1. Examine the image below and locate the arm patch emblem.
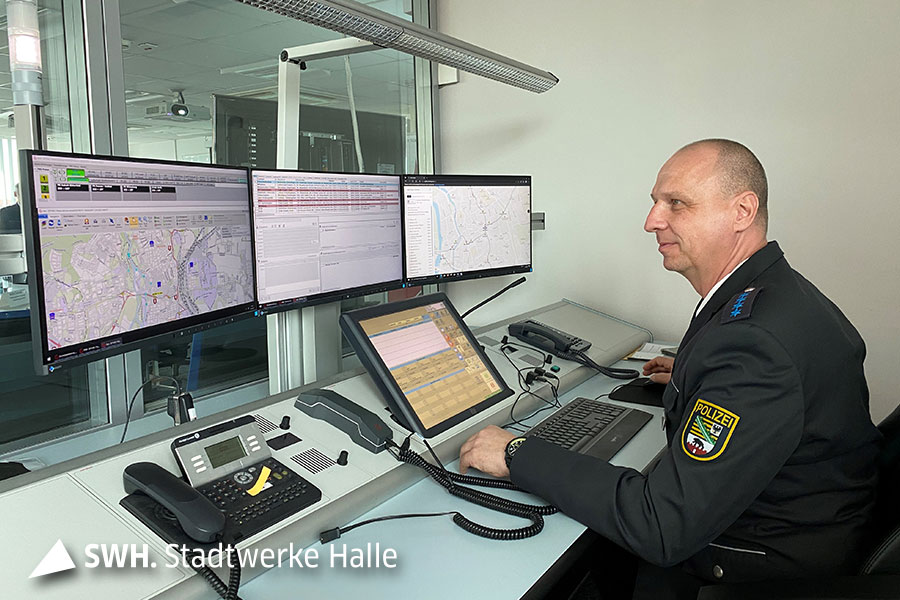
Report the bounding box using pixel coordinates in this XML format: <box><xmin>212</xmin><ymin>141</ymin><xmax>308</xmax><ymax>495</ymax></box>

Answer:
<box><xmin>681</xmin><ymin>399</ymin><xmax>740</xmax><ymax>461</ymax></box>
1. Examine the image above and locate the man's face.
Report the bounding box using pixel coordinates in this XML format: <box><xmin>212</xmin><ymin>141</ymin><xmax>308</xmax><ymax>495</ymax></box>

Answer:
<box><xmin>644</xmin><ymin>146</ymin><xmax>734</xmax><ymax>281</ymax></box>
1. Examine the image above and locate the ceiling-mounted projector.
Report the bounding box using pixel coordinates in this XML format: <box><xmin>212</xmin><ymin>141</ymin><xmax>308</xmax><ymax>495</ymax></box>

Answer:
<box><xmin>143</xmin><ymin>101</ymin><xmax>211</xmax><ymax>122</ymax></box>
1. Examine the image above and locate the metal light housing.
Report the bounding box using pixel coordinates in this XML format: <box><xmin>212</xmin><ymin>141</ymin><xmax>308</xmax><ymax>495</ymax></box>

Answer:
<box><xmin>234</xmin><ymin>0</ymin><xmax>558</xmax><ymax>93</ymax></box>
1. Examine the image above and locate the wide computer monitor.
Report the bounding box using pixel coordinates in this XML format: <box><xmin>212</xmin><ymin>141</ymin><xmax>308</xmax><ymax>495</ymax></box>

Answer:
<box><xmin>250</xmin><ymin>169</ymin><xmax>403</xmax><ymax>311</ymax></box>
<box><xmin>402</xmin><ymin>174</ymin><xmax>532</xmax><ymax>284</ymax></box>
<box><xmin>21</xmin><ymin>150</ymin><xmax>256</xmax><ymax>372</ymax></box>
<box><xmin>340</xmin><ymin>292</ymin><xmax>514</xmax><ymax>438</ymax></box>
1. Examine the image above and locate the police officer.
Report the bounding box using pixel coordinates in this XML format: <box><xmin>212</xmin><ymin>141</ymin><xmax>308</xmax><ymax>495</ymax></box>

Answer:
<box><xmin>459</xmin><ymin>139</ymin><xmax>881</xmax><ymax>598</ymax></box>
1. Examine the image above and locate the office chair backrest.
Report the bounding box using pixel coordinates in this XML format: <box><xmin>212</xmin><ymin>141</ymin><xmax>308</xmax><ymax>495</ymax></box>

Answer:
<box><xmin>860</xmin><ymin>403</ymin><xmax>900</xmax><ymax>575</ymax></box>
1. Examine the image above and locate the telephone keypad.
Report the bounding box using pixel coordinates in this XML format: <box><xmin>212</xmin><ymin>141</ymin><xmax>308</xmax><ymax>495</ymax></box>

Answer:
<box><xmin>197</xmin><ymin>457</ymin><xmax>322</xmax><ymax>542</ymax></box>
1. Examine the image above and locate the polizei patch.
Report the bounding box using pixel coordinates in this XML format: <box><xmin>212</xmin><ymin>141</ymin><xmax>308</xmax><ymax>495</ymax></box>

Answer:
<box><xmin>681</xmin><ymin>399</ymin><xmax>740</xmax><ymax>461</ymax></box>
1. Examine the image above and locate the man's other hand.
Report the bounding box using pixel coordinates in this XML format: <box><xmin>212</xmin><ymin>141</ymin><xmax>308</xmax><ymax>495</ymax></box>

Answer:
<box><xmin>459</xmin><ymin>426</ymin><xmax>516</xmax><ymax>478</ymax></box>
<box><xmin>643</xmin><ymin>356</ymin><xmax>674</xmax><ymax>384</ymax></box>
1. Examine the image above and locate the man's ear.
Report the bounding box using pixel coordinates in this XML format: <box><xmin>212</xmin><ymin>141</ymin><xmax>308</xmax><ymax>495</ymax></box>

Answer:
<box><xmin>733</xmin><ymin>191</ymin><xmax>759</xmax><ymax>232</ymax></box>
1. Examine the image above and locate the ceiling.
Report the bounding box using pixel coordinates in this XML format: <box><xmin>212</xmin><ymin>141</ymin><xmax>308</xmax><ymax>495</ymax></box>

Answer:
<box><xmin>1</xmin><ymin>0</ymin><xmax>419</xmax><ymax>148</ymax></box>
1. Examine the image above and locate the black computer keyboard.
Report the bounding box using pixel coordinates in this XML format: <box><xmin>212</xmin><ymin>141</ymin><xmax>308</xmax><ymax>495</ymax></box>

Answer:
<box><xmin>528</xmin><ymin>397</ymin><xmax>653</xmax><ymax>461</ymax></box>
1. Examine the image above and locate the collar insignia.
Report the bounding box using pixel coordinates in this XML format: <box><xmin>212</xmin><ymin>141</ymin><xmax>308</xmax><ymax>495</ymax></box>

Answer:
<box><xmin>721</xmin><ymin>287</ymin><xmax>762</xmax><ymax>324</ymax></box>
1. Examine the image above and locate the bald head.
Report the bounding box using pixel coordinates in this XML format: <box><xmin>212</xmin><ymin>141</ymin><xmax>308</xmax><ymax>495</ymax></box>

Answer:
<box><xmin>647</xmin><ymin>139</ymin><xmax>770</xmax><ymax>296</ymax></box>
<box><xmin>679</xmin><ymin>139</ymin><xmax>768</xmax><ymax>232</ymax></box>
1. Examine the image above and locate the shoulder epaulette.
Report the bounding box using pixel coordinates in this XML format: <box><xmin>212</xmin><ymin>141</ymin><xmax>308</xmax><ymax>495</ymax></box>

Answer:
<box><xmin>721</xmin><ymin>287</ymin><xmax>763</xmax><ymax>324</ymax></box>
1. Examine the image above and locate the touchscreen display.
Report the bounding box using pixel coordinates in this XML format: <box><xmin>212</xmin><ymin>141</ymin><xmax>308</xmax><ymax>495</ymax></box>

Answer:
<box><xmin>358</xmin><ymin>301</ymin><xmax>505</xmax><ymax>430</ymax></box>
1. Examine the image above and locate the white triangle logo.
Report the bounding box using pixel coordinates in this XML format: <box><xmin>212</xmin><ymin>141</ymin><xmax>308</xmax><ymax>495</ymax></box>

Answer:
<box><xmin>29</xmin><ymin>539</ymin><xmax>76</xmax><ymax>578</ymax></box>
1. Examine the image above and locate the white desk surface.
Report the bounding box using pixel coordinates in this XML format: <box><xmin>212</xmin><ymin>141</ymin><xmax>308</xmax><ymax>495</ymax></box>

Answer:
<box><xmin>238</xmin><ymin>362</ymin><xmax>666</xmax><ymax>600</ymax></box>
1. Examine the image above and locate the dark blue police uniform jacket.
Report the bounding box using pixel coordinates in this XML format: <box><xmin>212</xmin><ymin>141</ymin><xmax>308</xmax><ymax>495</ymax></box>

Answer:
<box><xmin>510</xmin><ymin>241</ymin><xmax>881</xmax><ymax>583</ymax></box>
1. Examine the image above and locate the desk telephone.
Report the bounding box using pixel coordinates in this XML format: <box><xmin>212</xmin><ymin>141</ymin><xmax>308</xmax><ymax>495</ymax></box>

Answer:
<box><xmin>508</xmin><ymin>319</ymin><xmax>639</xmax><ymax>380</ymax></box>
<box><xmin>120</xmin><ymin>415</ymin><xmax>322</xmax><ymax>550</ymax></box>
<box><xmin>508</xmin><ymin>319</ymin><xmax>592</xmax><ymax>358</ymax></box>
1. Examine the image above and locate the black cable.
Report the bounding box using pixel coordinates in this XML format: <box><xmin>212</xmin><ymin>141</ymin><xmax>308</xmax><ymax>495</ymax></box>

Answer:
<box><xmin>506</xmin><ymin>388</ymin><xmax>556</xmax><ymax>430</ymax></box>
<box><xmin>502</xmin><ymin>391</ymin><xmax>531</xmax><ymax>430</ymax></box>
<box><xmin>540</xmin><ymin>370</ymin><xmax>560</xmax><ymax>384</ymax></box>
<box><xmin>504</xmin><ymin>333</ymin><xmax>637</xmax><ymax>380</ymax></box>
<box><xmin>538</xmin><ymin>375</ymin><xmax>559</xmax><ymax>396</ymax></box>
<box><xmin>498</xmin><ymin>344</ymin><xmax>540</xmax><ymax>421</ymax></box>
<box><xmin>322</xmin><ymin>438</ymin><xmax>558</xmax><ymax>542</ymax></box>
<box><xmin>419</xmin><ymin>437</ymin><xmax>535</xmax><ymax>490</ymax></box>
<box><xmin>498</xmin><ymin>345</ymin><xmax>560</xmax><ymax>429</ymax></box>
<box><xmin>394</xmin><ymin>444</ymin><xmax>555</xmax><ymax>539</ymax></box>
<box><xmin>392</xmin><ymin>442</ymin><xmax>551</xmax><ymax>503</ymax></box>
<box><xmin>510</xmin><ymin>389</ymin><xmax>551</xmax><ymax>427</ymax></box>
<box><xmin>120</xmin><ymin>375</ymin><xmax>182</xmax><ymax>443</ymax></box>
<box><xmin>195</xmin><ymin>566</ymin><xmax>231</xmax><ymax>599</ymax></box>
<box><xmin>225</xmin><ymin>545</ymin><xmax>241</xmax><ymax>600</ymax></box>
<box><xmin>499</xmin><ymin>345</ymin><xmax>561</xmax><ymax>430</ymax></box>
<box><xmin>499</xmin><ymin>344</ymin><xmax>539</xmax><ymax>390</ymax></box>
<box><xmin>318</xmin><ymin>342</ymin><xmax>564</xmax><ymax>543</ymax></box>
<box><xmin>422</xmin><ymin>437</ymin><xmax>446</xmax><ymax>472</ymax></box>
<box><xmin>501</xmin><ymin>389</ymin><xmax>560</xmax><ymax>430</ymax></box>
<box><xmin>451</xmin><ymin>511</ymin><xmax>544</xmax><ymax>541</ymax></box>
<box><xmin>607</xmin><ymin>383</ymin><xmax>628</xmax><ymax>397</ymax></box>
<box><xmin>321</xmin><ymin>511</ymin><xmax>458</xmax><ymax>542</ymax></box>
<box><xmin>571</xmin><ymin>349</ymin><xmax>639</xmax><ymax>380</ymax></box>
<box><xmin>498</xmin><ymin>338</ymin><xmax>553</xmax><ymax>365</ymax></box>
<box><xmin>188</xmin><ymin>545</ymin><xmax>243</xmax><ymax>600</ymax></box>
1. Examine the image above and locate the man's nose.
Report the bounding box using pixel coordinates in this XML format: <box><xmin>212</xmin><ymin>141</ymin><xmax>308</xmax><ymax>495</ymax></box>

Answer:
<box><xmin>644</xmin><ymin>203</ymin><xmax>665</xmax><ymax>232</ymax></box>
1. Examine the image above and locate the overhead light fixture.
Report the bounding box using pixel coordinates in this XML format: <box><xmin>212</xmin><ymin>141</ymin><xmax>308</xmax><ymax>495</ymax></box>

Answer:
<box><xmin>233</xmin><ymin>0</ymin><xmax>559</xmax><ymax>93</ymax></box>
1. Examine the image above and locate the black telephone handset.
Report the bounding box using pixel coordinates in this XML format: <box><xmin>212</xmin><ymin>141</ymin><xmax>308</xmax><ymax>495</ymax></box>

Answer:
<box><xmin>295</xmin><ymin>388</ymin><xmax>393</xmax><ymax>453</ymax></box>
<box><xmin>122</xmin><ymin>461</ymin><xmax>241</xmax><ymax>600</ymax></box>
<box><xmin>508</xmin><ymin>319</ymin><xmax>639</xmax><ymax>381</ymax></box>
<box><xmin>508</xmin><ymin>319</ymin><xmax>592</xmax><ymax>357</ymax></box>
<box><xmin>123</xmin><ymin>462</ymin><xmax>225</xmax><ymax>543</ymax></box>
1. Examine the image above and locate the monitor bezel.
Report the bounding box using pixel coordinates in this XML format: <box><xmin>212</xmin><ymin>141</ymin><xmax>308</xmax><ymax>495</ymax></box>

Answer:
<box><xmin>249</xmin><ymin>167</ymin><xmax>405</xmax><ymax>315</ymax></box>
<box><xmin>339</xmin><ymin>291</ymin><xmax>514</xmax><ymax>438</ymax></box>
<box><xmin>400</xmin><ymin>174</ymin><xmax>533</xmax><ymax>286</ymax></box>
<box><xmin>21</xmin><ymin>149</ymin><xmax>259</xmax><ymax>373</ymax></box>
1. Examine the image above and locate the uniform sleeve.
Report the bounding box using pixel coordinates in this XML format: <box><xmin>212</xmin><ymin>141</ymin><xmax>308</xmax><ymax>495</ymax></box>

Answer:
<box><xmin>510</xmin><ymin>322</ymin><xmax>804</xmax><ymax>567</ymax></box>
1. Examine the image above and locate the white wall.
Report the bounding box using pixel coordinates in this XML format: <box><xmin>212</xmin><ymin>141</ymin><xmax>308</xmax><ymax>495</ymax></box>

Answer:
<box><xmin>437</xmin><ymin>0</ymin><xmax>900</xmax><ymax>422</ymax></box>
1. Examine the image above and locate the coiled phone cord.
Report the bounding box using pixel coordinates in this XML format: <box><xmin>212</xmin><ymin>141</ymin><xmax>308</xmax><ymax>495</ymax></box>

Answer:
<box><xmin>396</xmin><ymin>442</ymin><xmax>555</xmax><ymax>513</ymax></box>
<box><xmin>395</xmin><ymin>437</ymin><xmax>558</xmax><ymax>539</ymax></box>
<box><xmin>191</xmin><ymin>544</ymin><xmax>242</xmax><ymax>600</ymax></box>
<box><xmin>319</xmin><ymin>436</ymin><xmax>557</xmax><ymax>542</ymax></box>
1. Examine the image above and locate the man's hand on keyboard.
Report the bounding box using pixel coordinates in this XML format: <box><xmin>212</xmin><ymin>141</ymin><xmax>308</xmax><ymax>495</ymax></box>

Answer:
<box><xmin>642</xmin><ymin>356</ymin><xmax>674</xmax><ymax>384</ymax></box>
<box><xmin>459</xmin><ymin>426</ymin><xmax>516</xmax><ymax>478</ymax></box>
